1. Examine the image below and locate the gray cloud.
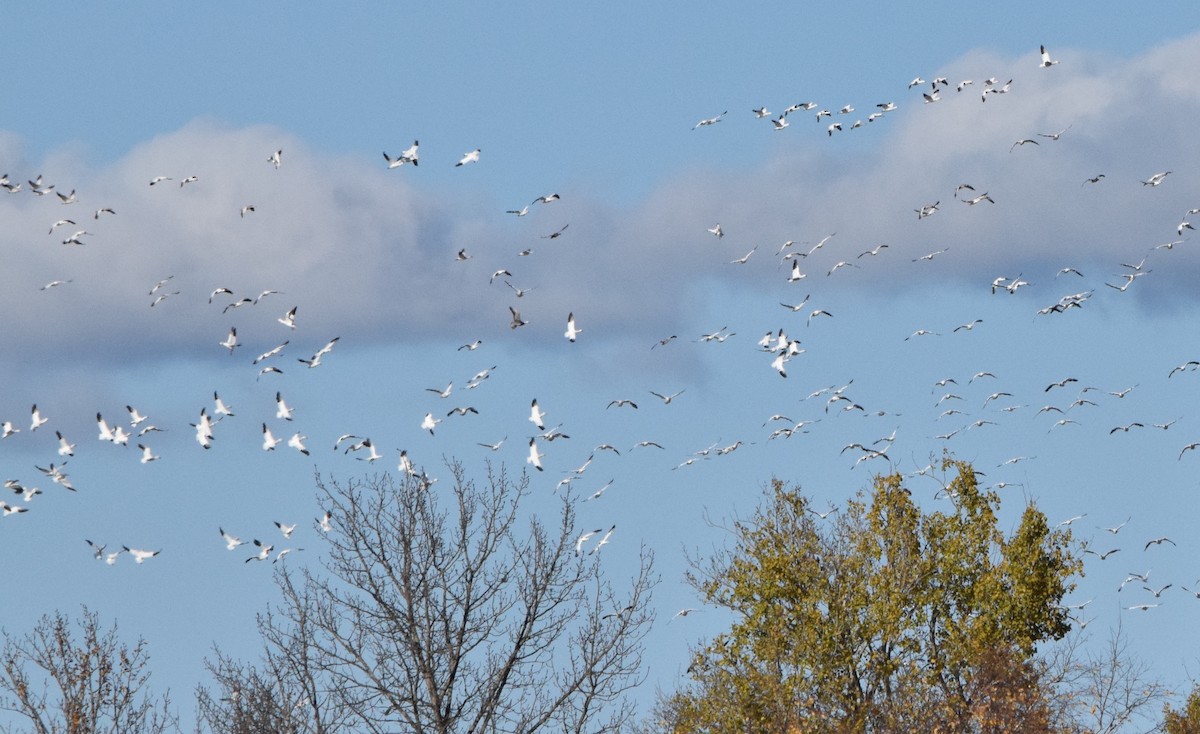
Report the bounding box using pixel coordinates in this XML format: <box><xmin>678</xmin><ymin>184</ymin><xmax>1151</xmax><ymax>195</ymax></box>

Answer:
<box><xmin>1</xmin><ymin>34</ymin><xmax>1198</xmax><ymax>388</ymax></box>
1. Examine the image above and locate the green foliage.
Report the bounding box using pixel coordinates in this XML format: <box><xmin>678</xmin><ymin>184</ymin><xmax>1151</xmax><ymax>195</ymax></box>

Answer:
<box><xmin>667</xmin><ymin>457</ymin><xmax>1082</xmax><ymax>733</ymax></box>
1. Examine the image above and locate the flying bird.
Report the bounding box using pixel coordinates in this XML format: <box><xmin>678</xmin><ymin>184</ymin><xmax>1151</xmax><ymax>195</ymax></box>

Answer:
<box><xmin>649</xmin><ymin>389</ymin><xmax>686</xmax><ymax>405</ymax></box>
<box><xmin>564</xmin><ymin>312</ymin><xmax>581</xmax><ymax>342</ymax></box>
<box><xmin>124</xmin><ymin>547</ymin><xmax>161</xmax><ymax>564</ymax></box>
<box><xmin>692</xmin><ymin>111</ymin><xmax>727</xmax><ymax>129</ymax></box>
<box><xmin>529</xmin><ymin>399</ymin><xmax>546</xmax><ymax>430</ymax></box>
<box><xmin>527</xmin><ymin>437</ymin><xmax>544</xmax><ymax>471</ymax></box>
<box><xmin>287</xmin><ymin>433</ymin><xmax>309</xmax><ymax>456</ymax></box>
<box><xmin>260</xmin><ymin>422</ymin><xmax>280</xmax><ymax>450</ymax></box>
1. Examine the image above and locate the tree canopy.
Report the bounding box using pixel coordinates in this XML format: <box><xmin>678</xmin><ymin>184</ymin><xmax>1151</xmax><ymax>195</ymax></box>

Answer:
<box><xmin>664</xmin><ymin>457</ymin><xmax>1082</xmax><ymax>733</ymax></box>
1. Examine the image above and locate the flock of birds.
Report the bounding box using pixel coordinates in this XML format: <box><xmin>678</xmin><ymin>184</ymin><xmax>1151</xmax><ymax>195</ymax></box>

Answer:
<box><xmin>1</xmin><ymin>42</ymin><xmax>1197</xmax><ymax>650</ymax></box>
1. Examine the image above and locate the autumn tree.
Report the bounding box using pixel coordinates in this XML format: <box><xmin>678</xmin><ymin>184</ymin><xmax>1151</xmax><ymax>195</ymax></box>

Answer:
<box><xmin>197</xmin><ymin>461</ymin><xmax>656</xmax><ymax>734</ymax></box>
<box><xmin>662</xmin><ymin>457</ymin><xmax>1082</xmax><ymax>733</ymax></box>
<box><xmin>0</xmin><ymin>607</ymin><xmax>177</xmax><ymax>734</ymax></box>
<box><xmin>1163</xmin><ymin>683</ymin><xmax>1200</xmax><ymax>734</ymax></box>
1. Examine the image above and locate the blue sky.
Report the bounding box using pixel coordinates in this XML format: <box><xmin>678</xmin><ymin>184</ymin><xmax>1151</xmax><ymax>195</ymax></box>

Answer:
<box><xmin>3</xmin><ymin>2</ymin><xmax>1200</xmax><ymax>728</ymax></box>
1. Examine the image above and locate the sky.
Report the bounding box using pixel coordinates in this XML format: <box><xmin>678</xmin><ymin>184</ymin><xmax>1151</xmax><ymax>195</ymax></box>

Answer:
<box><xmin>2</xmin><ymin>2</ymin><xmax>1200</xmax><ymax>729</ymax></box>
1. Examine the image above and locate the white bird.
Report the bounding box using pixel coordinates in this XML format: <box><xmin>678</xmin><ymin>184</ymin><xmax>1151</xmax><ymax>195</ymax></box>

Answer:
<box><xmin>275</xmin><ymin>521</ymin><xmax>297</xmax><ymax>539</ymax></box>
<box><xmin>277</xmin><ymin>306</ymin><xmax>298</xmax><ymax>330</ymax></box>
<box><xmin>253</xmin><ymin>341</ymin><xmax>289</xmax><ymax>365</ymax></box>
<box><xmin>455</xmin><ymin>149</ymin><xmax>481</xmax><ymax>167</ymax></box>
<box><xmin>589</xmin><ymin>525</ymin><xmax>616</xmax><ymax>554</ymax></box>
<box><xmin>138</xmin><ymin>444</ymin><xmax>159</xmax><ymax>464</ymax></box>
<box><xmin>86</xmin><ymin>539</ymin><xmax>108</xmax><ymax>560</ymax></box>
<box><xmin>575</xmin><ymin>527</ymin><xmax>603</xmax><ymax>554</ymax></box>
<box><xmin>1039</xmin><ymin>44</ymin><xmax>1059</xmax><ymax>68</ymax></box>
<box><xmin>30</xmin><ymin>404</ymin><xmax>48</xmax><ymax>431</ymax></box>
<box><xmin>61</xmin><ymin>230</ymin><xmax>90</xmax><ymax>246</ymax></box>
<box><xmin>564</xmin><ymin>312</ymin><xmax>581</xmax><ymax>342</ymax></box>
<box><xmin>649</xmin><ymin>389</ymin><xmax>686</xmax><ymax>405</ymax></box>
<box><xmin>914</xmin><ymin>202</ymin><xmax>940</xmax><ymax>219</ymax></box>
<box><xmin>220</xmin><ymin>528</ymin><xmax>245</xmax><ymax>550</ymax></box>
<box><xmin>35</xmin><ymin>462</ymin><xmax>75</xmax><ymax>491</ymax></box>
<box><xmin>509</xmin><ymin>306</ymin><xmax>528</xmax><ymax>329</ymax></box>
<box><xmin>193</xmin><ymin>408</ymin><xmax>215</xmax><ymax>449</ymax></box>
<box><xmin>383</xmin><ymin>140</ymin><xmax>419</xmax><ymax>168</ymax></box>
<box><xmin>2</xmin><ymin>421</ymin><xmax>19</xmax><ymax>438</ymax></box>
<box><xmin>398</xmin><ymin>449</ymin><xmax>417</xmax><ymax>476</ymax></box>
<box><xmin>529</xmin><ymin>399</ymin><xmax>546</xmax><ymax>430</ymax></box>
<box><xmin>123</xmin><ymin>547</ymin><xmax>160</xmax><ymax>564</ymax></box>
<box><xmin>1038</xmin><ymin>124</ymin><xmax>1072</xmax><ymax>141</ymax></box>
<box><xmin>707</xmin><ymin>223</ymin><xmax>723</xmax><ymax>238</ymax></box>
<box><xmin>771</xmin><ymin>116</ymin><xmax>789</xmax><ymax>131</ymax></box>
<box><xmin>275</xmin><ymin>392</ymin><xmax>294</xmax><ymax>421</ymax></box>
<box><xmin>913</xmin><ymin>247</ymin><xmax>948</xmax><ymax>262</ymax></box>
<box><xmin>770</xmin><ymin>353</ymin><xmax>789</xmax><ymax>378</ymax></box>
<box><xmin>298</xmin><ymin>336</ymin><xmax>340</xmax><ymax>368</ymax></box>
<box><xmin>527</xmin><ymin>437</ymin><xmax>544</xmax><ymax>471</ymax></box>
<box><xmin>788</xmin><ymin>259</ymin><xmax>806</xmax><ymax>282</ymax></box>
<box><xmin>220</xmin><ymin>327</ymin><xmax>239</xmax><ymax>354</ymax></box>
<box><xmin>27</xmin><ymin>175</ymin><xmax>54</xmax><ymax>195</ymax></box>
<box><xmin>426</xmin><ymin>382</ymin><xmax>453</xmax><ymax>399</ymax></box>
<box><xmin>729</xmin><ymin>247</ymin><xmax>757</xmax><ymax>264</ymax></box>
<box><xmin>268</xmin><ymin>149</ymin><xmax>282</xmax><ymax>169</ymax></box>
<box><xmin>246</xmin><ymin>540</ymin><xmax>273</xmax><ymax>563</ymax></box>
<box><xmin>55</xmin><ymin>431</ymin><xmax>75</xmax><ymax>457</ymax></box>
<box><xmin>213</xmin><ymin>392</ymin><xmax>235</xmax><ymax>419</ymax></box>
<box><xmin>319</xmin><ymin>511</ymin><xmax>332</xmax><ymax>533</ymax></box>
<box><xmin>421</xmin><ymin>413</ymin><xmax>441</xmax><ymax>435</ymax></box>
<box><xmin>477</xmin><ymin>436</ymin><xmax>507</xmax><ymax>451</ymax></box>
<box><xmin>807</xmin><ymin>309</ymin><xmax>834</xmax><ymax>327</ymax></box>
<box><xmin>287</xmin><ymin>432</ymin><xmax>309</xmax><ymax>456</ymax></box>
<box><xmin>692</xmin><ymin>111</ymin><xmax>727</xmax><ymax>129</ymax></box>
<box><xmin>97</xmin><ymin>413</ymin><xmax>114</xmax><ymax>442</ymax></box>
<box><xmin>107</xmin><ymin>425</ymin><xmax>129</xmax><ymax>446</ymax></box>
<box><xmin>1142</xmin><ymin>171</ymin><xmax>1171</xmax><ymax>187</ymax></box>
<box><xmin>532</xmin><ymin>193</ymin><xmax>560</xmax><ymax>205</ymax></box>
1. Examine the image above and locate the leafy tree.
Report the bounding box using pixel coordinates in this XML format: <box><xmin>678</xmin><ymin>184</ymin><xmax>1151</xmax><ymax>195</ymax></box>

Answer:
<box><xmin>663</xmin><ymin>457</ymin><xmax>1082</xmax><ymax>733</ymax></box>
<box><xmin>1163</xmin><ymin>684</ymin><xmax>1200</xmax><ymax>734</ymax></box>
<box><xmin>198</xmin><ymin>461</ymin><xmax>656</xmax><ymax>734</ymax></box>
<box><xmin>0</xmin><ymin>607</ymin><xmax>177</xmax><ymax>734</ymax></box>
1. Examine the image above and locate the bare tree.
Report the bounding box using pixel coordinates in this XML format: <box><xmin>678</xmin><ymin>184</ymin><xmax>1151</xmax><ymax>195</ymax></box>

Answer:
<box><xmin>199</xmin><ymin>461</ymin><xmax>655</xmax><ymax>734</ymax></box>
<box><xmin>0</xmin><ymin>607</ymin><xmax>177</xmax><ymax>734</ymax></box>
<box><xmin>1048</xmin><ymin>623</ymin><xmax>1171</xmax><ymax>734</ymax></box>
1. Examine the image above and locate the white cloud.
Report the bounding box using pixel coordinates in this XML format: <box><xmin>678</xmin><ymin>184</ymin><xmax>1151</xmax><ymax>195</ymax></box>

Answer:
<box><xmin>1</xmin><ymin>33</ymin><xmax>1198</xmax><ymax>388</ymax></box>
